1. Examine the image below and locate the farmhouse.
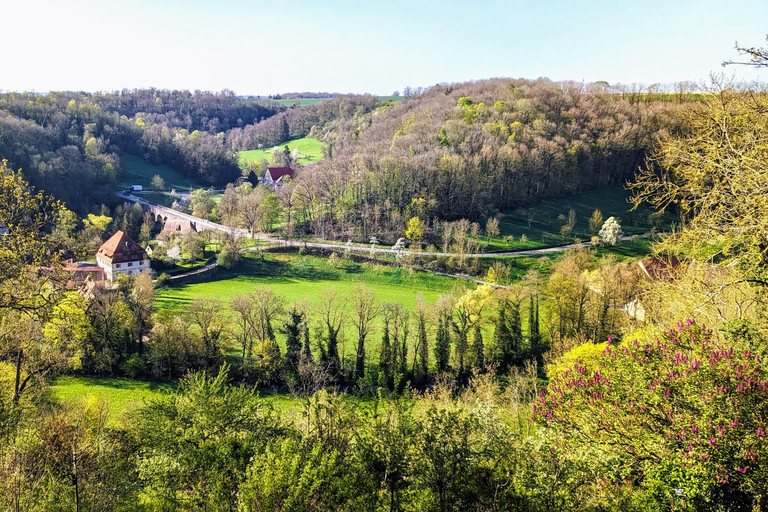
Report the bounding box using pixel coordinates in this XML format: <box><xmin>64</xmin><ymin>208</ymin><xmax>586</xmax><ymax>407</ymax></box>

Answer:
<box><xmin>263</xmin><ymin>166</ymin><xmax>296</xmax><ymax>188</ymax></box>
<box><xmin>96</xmin><ymin>230</ymin><xmax>151</xmax><ymax>282</ymax></box>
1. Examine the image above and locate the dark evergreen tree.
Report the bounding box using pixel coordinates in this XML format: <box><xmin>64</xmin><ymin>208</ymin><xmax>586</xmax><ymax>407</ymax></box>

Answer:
<box><xmin>416</xmin><ymin>314</ymin><xmax>429</xmax><ymax>381</ymax></box>
<box><xmin>529</xmin><ymin>295</ymin><xmax>541</xmax><ymax>358</ymax></box>
<box><xmin>281</xmin><ymin>307</ymin><xmax>304</xmax><ymax>373</ymax></box>
<box><xmin>302</xmin><ymin>324</ymin><xmax>313</xmax><ymax>363</ymax></box>
<box><xmin>379</xmin><ymin>318</ymin><xmax>392</xmax><ymax>384</ymax></box>
<box><xmin>494</xmin><ymin>302</ymin><xmax>514</xmax><ymax>369</ymax></box>
<box><xmin>434</xmin><ymin>314</ymin><xmax>451</xmax><ymax>373</ymax></box>
<box><xmin>472</xmin><ymin>324</ymin><xmax>484</xmax><ymax>371</ymax></box>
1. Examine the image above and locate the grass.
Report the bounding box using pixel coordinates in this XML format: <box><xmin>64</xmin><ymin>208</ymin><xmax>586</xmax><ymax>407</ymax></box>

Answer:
<box><xmin>239</xmin><ymin>137</ymin><xmax>326</xmax><ymax>168</ymax></box>
<box><xmin>139</xmin><ymin>192</ymin><xmax>181</xmax><ymax>207</ymax></box>
<box><xmin>273</xmin><ymin>96</ymin><xmax>404</xmax><ymax>107</ymax></box>
<box><xmin>119</xmin><ymin>153</ymin><xmax>198</xmax><ymax>192</ymax></box>
<box><xmin>156</xmin><ymin>252</ymin><xmax>462</xmax><ymax>314</ymax></box>
<box><xmin>49</xmin><ymin>376</ymin><xmax>175</xmax><ymax>426</ymax></box>
<box><xmin>479</xmin><ymin>186</ymin><xmax>672</xmax><ymax>252</ymax></box>
<box><xmin>274</xmin><ymin>98</ymin><xmax>332</xmax><ymax>107</ymax></box>
<box><xmin>156</xmin><ymin>252</ymin><xmax>467</xmax><ymax>358</ymax></box>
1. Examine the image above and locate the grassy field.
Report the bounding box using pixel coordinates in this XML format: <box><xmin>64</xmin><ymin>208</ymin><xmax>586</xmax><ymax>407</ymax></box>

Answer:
<box><xmin>274</xmin><ymin>98</ymin><xmax>332</xmax><ymax>107</ymax></box>
<box><xmin>157</xmin><ymin>252</ymin><xmax>463</xmax><ymax>315</ymax></box>
<box><xmin>239</xmin><ymin>137</ymin><xmax>325</xmax><ymax>168</ymax></box>
<box><xmin>139</xmin><ymin>192</ymin><xmax>181</xmax><ymax>207</ymax></box>
<box><xmin>49</xmin><ymin>376</ymin><xmax>175</xmax><ymax>426</ymax></box>
<box><xmin>119</xmin><ymin>154</ymin><xmax>198</xmax><ymax>191</ymax></box>
<box><xmin>48</xmin><ymin>376</ymin><xmax>313</xmax><ymax>426</ymax></box>
<box><xmin>478</xmin><ymin>186</ymin><xmax>671</xmax><ymax>252</ymax></box>
<box><xmin>273</xmin><ymin>96</ymin><xmax>404</xmax><ymax>107</ymax></box>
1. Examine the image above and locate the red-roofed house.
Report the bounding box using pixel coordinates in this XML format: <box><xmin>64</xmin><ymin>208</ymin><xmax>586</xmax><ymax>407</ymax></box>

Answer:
<box><xmin>263</xmin><ymin>167</ymin><xmax>296</xmax><ymax>188</ymax></box>
<box><xmin>96</xmin><ymin>231</ymin><xmax>150</xmax><ymax>282</ymax></box>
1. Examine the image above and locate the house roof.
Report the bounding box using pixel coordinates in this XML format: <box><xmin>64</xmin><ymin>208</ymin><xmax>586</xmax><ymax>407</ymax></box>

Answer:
<box><xmin>266</xmin><ymin>167</ymin><xmax>296</xmax><ymax>182</ymax></box>
<box><xmin>97</xmin><ymin>231</ymin><xmax>148</xmax><ymax>264</ymax></box>
<box><xmin>163</xmin><ymin>219</ymin><xmax>197</xmax><ymax>234</ymax></box>
<box><xmin>637</xmin><ymin>256</ymin><xmax>681</xmax><ymax>281</ymax></box>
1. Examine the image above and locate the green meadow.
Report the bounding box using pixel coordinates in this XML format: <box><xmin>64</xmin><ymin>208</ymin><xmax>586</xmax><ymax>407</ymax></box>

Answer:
<box><xmin>478</xmin><ymin>186</ymin><xmax>671</xmax><ymax>252</ymax></box>
<box><xmin>119</xmin><ymin>153</ymin><xmax>198</xmax><ymax>191</ymax></box>
<box><xmin>238</xmin><ymin>136</ymin><xmax>325</xmax><ymax>168</ymax></box>
<box><xmin>48</xmin><ymin>376</ymin><xmax>314</xmax><ymax>426</ymax></box>
<box><xmin>48</xmin><ymin>376</ymin><xmax>175</xmax><ymax>426</ymax></box>
<box><xmin>274</xmin><ymin>98</ymin><xmax>332</xmax><ymax>106</ymax></box>
<box><xmin>156</xmin><ymin>252</ymin><xmax>463</xmax><ymax>315</ymax></box>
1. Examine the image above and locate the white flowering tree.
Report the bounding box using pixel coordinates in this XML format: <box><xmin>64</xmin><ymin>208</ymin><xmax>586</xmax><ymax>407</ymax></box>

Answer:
<box><xmin>598</xmin><ymin>216</ymin><xmax>623</xmax><ymax>246</ymax></box>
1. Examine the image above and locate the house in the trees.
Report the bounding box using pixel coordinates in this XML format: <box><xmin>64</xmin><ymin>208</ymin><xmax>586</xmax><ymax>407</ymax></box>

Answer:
<box><xmin>263</xmin><ymin>167</ymin><xmax>296</xmax><ymax>188</ymax></box>
<box><xmin>96</xmin><ymin>230</ymin><xmax>151</xmax><ymax>282</ymax></box>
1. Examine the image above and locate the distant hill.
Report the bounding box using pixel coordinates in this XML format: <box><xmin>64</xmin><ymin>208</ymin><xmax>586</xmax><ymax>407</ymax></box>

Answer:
<box><xmin>303</xmin><ymin>78</ymin><xmax>683</xmax><ymax>226</ymax></box>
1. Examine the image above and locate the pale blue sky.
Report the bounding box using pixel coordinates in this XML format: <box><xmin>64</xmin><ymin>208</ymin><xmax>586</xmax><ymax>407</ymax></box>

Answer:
<box><xmin>4</xmin><ymin>0</ymin><xmax>767</xmax><ymax>94</ymax></box>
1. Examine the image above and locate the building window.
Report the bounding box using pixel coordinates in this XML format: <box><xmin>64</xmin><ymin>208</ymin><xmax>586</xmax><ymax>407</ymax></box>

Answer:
<box><xmin>115</xmin><ymin>264</ymin><xmax>120</xmax><ymax>268</ymax></box>
<box><xmin>128</xmin><ymin>262</ymin><xmax>133</xmax><ymax>267</ymax></box>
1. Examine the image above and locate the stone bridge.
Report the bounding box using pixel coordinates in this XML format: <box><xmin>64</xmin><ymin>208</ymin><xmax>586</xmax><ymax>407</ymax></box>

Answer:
<box><xmin>116</xmin><ymin>192</ymin><xmax>247</xmax><ymax>237</ymax></box>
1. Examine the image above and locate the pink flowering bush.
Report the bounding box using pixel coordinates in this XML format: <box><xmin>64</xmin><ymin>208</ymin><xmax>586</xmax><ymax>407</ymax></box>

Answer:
<box><xmin>536</xmin><ymin>320</ymin><xmax>768</xmax><ymax>509</ymax></box>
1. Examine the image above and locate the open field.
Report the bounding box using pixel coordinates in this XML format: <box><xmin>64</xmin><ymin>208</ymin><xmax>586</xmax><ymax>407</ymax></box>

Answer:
<box><xmin>48</xmin><ymin>376</ymin><xmax>318</xmax><ymax>426</ymax></box>
<box><xmin>238</xmin><ymin>136</ymin><xmax>325</xmax><ymax>168</ymax></box>
<box><xmin>49</xmin><ymin>376</ymin><xmax>175</xmax><ymax>426</ymax></box>
<box><xmin>156</xmin><ymin>252</ymin><xmax>463</xmax><ymax>315</ymax></box>
<box><xmin>274</xmin><ymin>98</ymin><xmax>332</xmax><ymax>106</ymax></box>
<box><xmin>273</xmin><ymin>96</ymin><xmax>404</xmax><ymax>107</ymax></box>
<box><xmin>479</xmin><ymin>186</ymin><xmax>671</xmax><ymax>252</ymax></box>
<box><xmin>119</xmin><ymin>153</ymin><xmax>198</xmax><ymax>191</ymax></box>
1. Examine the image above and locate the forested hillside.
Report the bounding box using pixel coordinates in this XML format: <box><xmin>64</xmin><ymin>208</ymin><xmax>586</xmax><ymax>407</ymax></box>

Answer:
<box><xmin>0</xmin><ymin>90</ymin><xmax>390</xmax><ymax>215</ymax></box>
<box><xmin>292</xmin><ymin>79</ymin><xmax>684</xmax><ymax>240</ymax></box>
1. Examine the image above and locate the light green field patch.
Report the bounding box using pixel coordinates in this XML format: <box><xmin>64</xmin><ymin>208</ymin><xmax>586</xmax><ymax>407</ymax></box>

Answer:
<box><xmin>274</xmin><ymin>98</ymin><xmax>332</xmax><ymax>107</ymax></box>
<box><xmin>119</xmin><ymin>153</ymin><xmax>198</xmax><ymax>191</ymax></box>
<box><xmin>49</xmin><ymin>376</ymin><xmax>175</xmax><ymax>426</ymax></box>
<box><xmin>238</xmin><ymin>137</ymin><xmax>325</xmax><ymax>168</ymax></box>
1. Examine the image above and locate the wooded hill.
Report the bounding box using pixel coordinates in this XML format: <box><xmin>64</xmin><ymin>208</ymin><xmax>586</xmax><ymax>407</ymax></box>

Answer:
<box><xmin>296</xmin><ymin>79</ymin><xmax>684</xmax><ymax>240</ymax></box>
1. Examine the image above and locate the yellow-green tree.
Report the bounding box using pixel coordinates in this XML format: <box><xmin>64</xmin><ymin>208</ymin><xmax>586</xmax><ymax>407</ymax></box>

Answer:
<box><xmin>452</xmin><ymin>285</ymin><xmax>494</xmax><ymax>373</ymax></box>
<box><xmin>631</xmin><ymin>80</ymin><xmax>768</xmax><ymax>280</ymax></box>
<box><xmin>404</xmin><ymin>217</ymin><xmax>424</xmax><ymax>243</ymax></box>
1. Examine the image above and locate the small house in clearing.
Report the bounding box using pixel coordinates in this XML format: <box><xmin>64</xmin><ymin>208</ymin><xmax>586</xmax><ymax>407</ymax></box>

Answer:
<box><xmin>263</xmin><ymin>167</ymin><xmax>296</xmax><ymax>188</ymax></box>
<box><xmin>96</xmin><ymin>230</ymin><xmax>150</xmax><ymax>282</ymax></box>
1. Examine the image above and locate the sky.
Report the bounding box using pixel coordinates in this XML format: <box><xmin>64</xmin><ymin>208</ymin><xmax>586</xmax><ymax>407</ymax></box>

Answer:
<box><xmin>3</xmin><ymin>0</ymin><xmax>767</xmax><ymax>95</ymax></box>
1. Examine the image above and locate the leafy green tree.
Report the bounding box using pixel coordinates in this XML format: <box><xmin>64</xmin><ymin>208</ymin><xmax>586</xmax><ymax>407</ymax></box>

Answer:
<box><xmin>589</xmin><ymin>209</ymin><xmax>604</xmax><ymax>234</ymax></box>
<box><xmin>132</xmin><ymin>367</ymin><xmax>283</xmax><ymax>509</ymax></box>
<box><xmin>150</xmin><ymin>174</ymin><xmax>165</xmax><ymax>191</ymax></box>
<box><xmin>471</xmin><ymin>324</ymin><xmax>484</xmax><ymax>371</ymax></box>
<box><xmin>0</xmin><ymin>160</ymin><xmax>64</xmax><ymax>314</ymax></box>
<box><xmin>258</xmin><ymin>193</ymin><xmax>281</xmax><ymax>232</ymax></box>
<box><xmin>188</xmin><ymin>188</ymin><xmax>215</xmax><ymax>219</ymax></box>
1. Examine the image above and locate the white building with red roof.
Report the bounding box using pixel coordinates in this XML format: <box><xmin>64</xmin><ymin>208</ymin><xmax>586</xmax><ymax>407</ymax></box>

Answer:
<box><xmin>263</xmin><ymin>167</ymin><xmax>296</xmax><ymax>188</ymax></box>
<box><xmin>95</xmin><ymin>230</ymin><xmax>150</xmax><ymax>282</ymax></box>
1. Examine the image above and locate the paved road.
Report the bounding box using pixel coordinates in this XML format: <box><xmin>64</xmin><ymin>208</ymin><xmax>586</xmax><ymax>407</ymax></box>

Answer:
<box><xmin>118</xmin><ymin>192</ymin><xmax>657</xmax><ymax>259</ymax></box>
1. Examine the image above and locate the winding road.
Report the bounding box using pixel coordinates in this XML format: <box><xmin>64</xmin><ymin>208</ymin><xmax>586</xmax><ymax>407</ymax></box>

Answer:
<box><xmin>118</xmin><ymin>192</ymin><xmax>655</xmax><ymax>259</ymax></box>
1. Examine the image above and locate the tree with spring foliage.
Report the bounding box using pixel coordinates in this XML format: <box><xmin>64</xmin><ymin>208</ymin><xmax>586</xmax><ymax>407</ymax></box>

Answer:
<box><xmin>536</xmin><ymin>319</ymin><xmax>768</xmax><ymax>508</ymax></box>
<box><xmin>631</xmin><ymin>78</ymin><xmax>768</xmax><ymax>282</ymax></box>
